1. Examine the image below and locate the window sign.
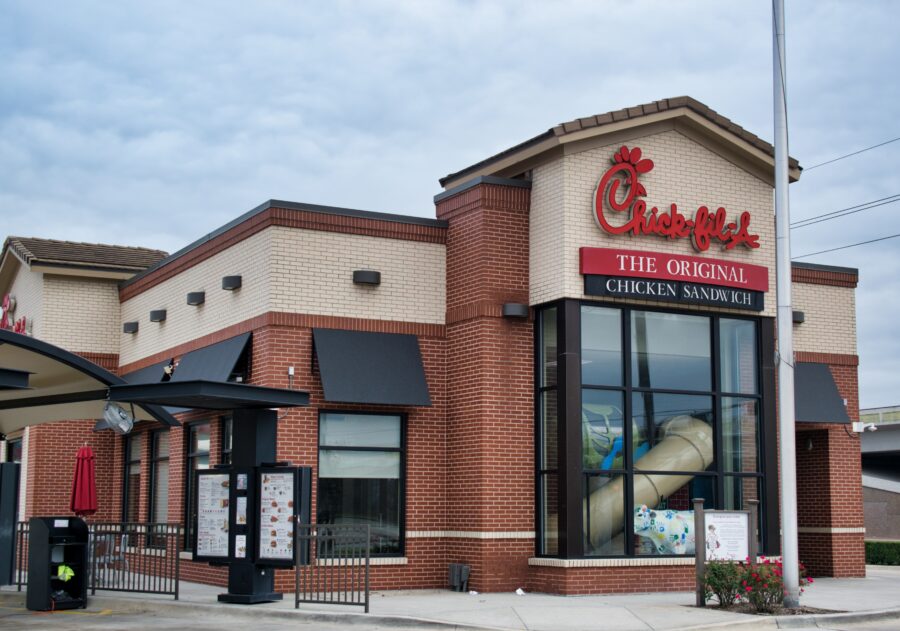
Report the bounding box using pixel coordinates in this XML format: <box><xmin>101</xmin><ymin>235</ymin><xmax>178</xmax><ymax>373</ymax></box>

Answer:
<box><xmin>195</xmin><ymin>472</ymin><xmax>230</xmax><ymax>559</ymax></box>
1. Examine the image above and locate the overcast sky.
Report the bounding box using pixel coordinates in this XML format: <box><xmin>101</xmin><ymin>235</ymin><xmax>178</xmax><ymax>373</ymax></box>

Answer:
<box><xmin>1</xmin><ymin>1</ymin><xmax>898</xmax><ymax>407</ymax></box>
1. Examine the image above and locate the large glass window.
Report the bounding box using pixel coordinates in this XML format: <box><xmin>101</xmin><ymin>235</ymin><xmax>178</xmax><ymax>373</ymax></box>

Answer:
<box><xmin>123</xmin><ymin>433</ymin><xmax>143</xmax><ymax>523</ymax></box>
<box><xmin>537</xmin><ymin>302</ymin><xmax>765</xmax><ymax>558</ymax></box>
<box><xmin>317</xmin><ymin>412</ymin><xmax>403</xmax><ymax>556</ymax></box>
<box><xmin>537</xmin><ymin>308</ymin><xmax>559</xmax><ymax>555</ymax></box>
<box><xmin>6</xmin><ymin>438</ymin><xmax>22</xmax><ymax>463</ymax></box>
<box><xmin>148</xmin><ymin>431</ymin><xmax>170</xmax><ymax>547</ymax></box>
<box><xmin>184</xmin><ymin>422</ymin><xmax>211</xmax><ymax>550</ymax></box>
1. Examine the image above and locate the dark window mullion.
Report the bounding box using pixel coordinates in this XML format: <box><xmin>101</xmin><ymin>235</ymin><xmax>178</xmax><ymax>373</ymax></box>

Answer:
<box><xmin>622</xmin><ymin>307</ymin><xmax>635</xmax><ymax>556</ymax></box>
<box><xmin>712</xmin><ymin>316</ymin><xmax>725</xmax><ymax>509</ymax></box>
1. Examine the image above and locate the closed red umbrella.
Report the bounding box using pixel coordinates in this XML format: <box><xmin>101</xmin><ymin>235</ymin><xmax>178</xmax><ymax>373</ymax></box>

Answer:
<box><xmin>70</xmin><ymin>446</ymin><xmax>97</xmax><ymax>516</ymax></box>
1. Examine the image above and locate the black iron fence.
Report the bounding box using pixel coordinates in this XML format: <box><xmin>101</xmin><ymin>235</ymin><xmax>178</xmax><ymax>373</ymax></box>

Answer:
<box><xmin>295</xmin><ymin>524</ymin><xmax>370</xmax><ymax>612</ymax></box>
<box><xmin>14</xmin><ymin>521</ymin><xmax>182</xmax><ymax>599</ymax></box>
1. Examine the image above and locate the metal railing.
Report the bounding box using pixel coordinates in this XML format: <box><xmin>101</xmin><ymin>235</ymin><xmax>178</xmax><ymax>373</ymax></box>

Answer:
<box><xmin>295</xmin><ymin>524</ymin><xmax>370</xmax><ymax>612</ymax></box>
<box><xmin>14</xmin><ymin>521</ymin><xmax>182</xmax><ymax>599</ymax></box>
<box><xmin>14</xmin><ymin>521</ymin><xmax>28</xmax><ymax>591</ymax></box>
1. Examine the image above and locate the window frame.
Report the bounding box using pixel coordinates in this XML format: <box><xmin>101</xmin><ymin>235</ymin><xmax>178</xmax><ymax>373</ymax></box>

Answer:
<box><xmin>536</xmin><ymin>298</ymin><xmax>776</xmax><ymax>559</ymax></box>
<box><xmin>220</xmin><ymin>416</ymin><xmax>233</xmax><ymax>465</ymax></box>
<box><xmin>183</xmin><ymin>420</ymin><xmax>212</xmax><ymax>551</ymax></box>
<box><xmin>121</xmin><ymin>433</ymin><xmax>143</xmax><ymax>523</ymax></box>
<box><xmin>316</xmin><ymin>409</ymin><xmax>407</xmax><ymax>557</ymax></box>
<box><xmin>5</xmin><ymin>437</ymin><xmax>22</xmax><ymax>463</ymax></box>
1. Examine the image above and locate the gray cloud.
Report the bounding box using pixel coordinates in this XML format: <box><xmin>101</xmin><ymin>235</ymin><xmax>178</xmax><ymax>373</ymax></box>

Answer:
<box><xmin>1</xmin><ymin>0</ymin><xmax>898</xmax><ymax>405</ymax></box>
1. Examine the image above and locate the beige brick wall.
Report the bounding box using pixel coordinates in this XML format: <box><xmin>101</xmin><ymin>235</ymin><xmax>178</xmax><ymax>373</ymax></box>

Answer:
<box><xmin>120</xmin><ymin>226</ymin><xmax>446</xmax><ymax>366</ymax></box>
<box><xmin>40</xmin><ymin>275</ymin><xmax>121</xmax><ymax>354</ymax></box>
<box><xmin>4</xmin><ymin>264</ymin><xmax>43</xmax><ymax>339</ymax></box>
<box><xmin>530</xmin><ymin>128</ymin><xmax>777</xmax><ymax>318</ymax></box>
<box><xmin>269</xmin><ymin>227</ymin><xmax>445</xmax><ymax>324</ymax></box>
<box><xmin>120</xmin><ymin>229</ymin><xmax>274</xmax><ymax>365</ymax></box>
<box><xmin>792</xmin><ymin>281</ymin><xmax>857</xmax><ymax>355</ymax></box>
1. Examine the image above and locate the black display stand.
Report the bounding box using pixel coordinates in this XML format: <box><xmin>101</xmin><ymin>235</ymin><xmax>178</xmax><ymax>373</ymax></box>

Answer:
<box><xmin>0</xmin><ymin>462</ymin><xmax>20</xmax><ymax>586</ymax></box>
<box><xmin>26</xmin><ymin>517</ymin><xmax>88</xmax><ymax>611</ymax></box>
<box><xmin>217</xmin><ymin>409</ymin><xmax>281</xmax><ymax>604</ymax></box>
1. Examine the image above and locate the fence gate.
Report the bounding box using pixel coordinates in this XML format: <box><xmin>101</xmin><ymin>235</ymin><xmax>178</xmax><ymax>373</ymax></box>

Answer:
<box><xmin>295</xmin><ymin>524</ymin><xmax>370</xmax><ymax>612</ymax></box>
<box><xmin>14</xmin><ymin>521</ymin><xmax>182</xmax><ymax>599</ymax></box>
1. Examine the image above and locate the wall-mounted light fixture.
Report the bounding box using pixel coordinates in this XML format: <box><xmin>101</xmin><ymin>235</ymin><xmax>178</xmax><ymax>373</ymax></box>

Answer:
<box><xmin>352</xmin><ymin>270</ymin><xmax>381</xmax><ymax>286</ymax></box>
<box><xmin>123</xmin><ymin>321</ymin><xmax>139</xmax><ymax>334</ymax></box>
<box><xmin>792</xmin><ymin>310</ymin><xmax>805</xmax><ymax>324</ymax></box>
<box><xmin>222</xmin><ymin>275</ymin><xmax>242</xmax><ymax>291</ymax></box>
<box><xmin>187</xmin><ymin>291</ymin><xmax>206</xmax><ymax>306</ymax></box>
<box><xmin>502</xmin><ymin>303</ymin><xmax>529</xmax><ymax>318</ymax></box>
<box><xmin>149</xmin><ymin>309</ymin><xmax>167</xmax><ymax>323</ymax></box>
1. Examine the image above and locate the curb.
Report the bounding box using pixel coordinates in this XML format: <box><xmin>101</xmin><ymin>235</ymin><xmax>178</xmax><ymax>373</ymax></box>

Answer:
<box><xmin>0</xmin><ymin>590</ymin><xmax>511</xmax><ymax>631</ymax></box>
<box><xmin>673</xmin><ymin>606</ymin><xmax>900</xmax><ymax>631</ymax></box>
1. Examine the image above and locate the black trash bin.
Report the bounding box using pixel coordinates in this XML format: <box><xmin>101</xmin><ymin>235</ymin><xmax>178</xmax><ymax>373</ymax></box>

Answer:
<box><xmin>26</xmin><ymin>517</ymin><xmax>88</xmax><ymax>611</ymax></box>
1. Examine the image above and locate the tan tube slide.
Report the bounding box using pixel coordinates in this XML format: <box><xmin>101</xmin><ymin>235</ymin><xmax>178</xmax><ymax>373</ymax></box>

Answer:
<box><xmin>584</xmin><ymin>415</ymin><xmax>714</xmax><ymax>550</ymax></box>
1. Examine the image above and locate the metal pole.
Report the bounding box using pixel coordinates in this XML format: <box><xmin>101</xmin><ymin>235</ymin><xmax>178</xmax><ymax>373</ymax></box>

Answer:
<box><xmin>773</xmin><ymin>0</ymin><xmax>800</xmax><ymax>608</ymax></box>
<box><xmin>693</xmin><ymin>498</ymin><xmax>705</xmax><ymax>607</ymax></box>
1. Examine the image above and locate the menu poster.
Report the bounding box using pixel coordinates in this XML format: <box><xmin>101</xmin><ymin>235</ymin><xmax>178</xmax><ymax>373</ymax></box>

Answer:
<box><xmin>705</xmin><ymin>511</ymin><xmax>750</xmax><ymax>561</ymax></box>
<box><xmin>258</xmin><ymin>470</ymin><xmax>296</xmax><ymax>562</ymax></box>
<box><xmin>235</xmin><ymin>535</ymin><xmax>247</xmax><ymax>559</ymax></box>
<box><xmin>236</xmin><ymin>496</ymin><xmax>248</xmax><ymax>525</ymax></box>
<box><xmin>196</xmin><ymin>473</ymin><xmax>230</xmax><ymax>558</ymax></box>
<box><xmin>236</xmin><ymin>474</ymin><xmax>248</xmax><ymax>491</ymax></box>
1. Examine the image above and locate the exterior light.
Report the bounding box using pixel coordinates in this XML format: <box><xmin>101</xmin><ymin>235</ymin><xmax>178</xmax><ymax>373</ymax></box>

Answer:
<box><xmin>352</xmin><ymin>270</ymin><xmax>381</xmax><ymax>286</ymax></box>
<box><xmin>222</xmin><ymin>275</ymin><xmax>242</xmax><ymax>291</ymax></box>
<box><xmin>501</xmin><ymin>303</ymin><xmax>529</xmax><ymax>318</ymax></box>
<box><xmin>187</xmin><ymin>291</ymin><xmax>206</xmax><ymax>306</ymax></box>
<box><xmin>792</xmin><ymin>310</ymin><xmax>805</xmax><ymax>324</ymax></box>
<box><xmin>123</xmin><ymin>321</ymin><xmax>139</xmax><ymax>334</ymax></box>
<box><xmin>149</xmin><ymin>309</ymin><xmax>167</xmax><ymax>323</ymax></box>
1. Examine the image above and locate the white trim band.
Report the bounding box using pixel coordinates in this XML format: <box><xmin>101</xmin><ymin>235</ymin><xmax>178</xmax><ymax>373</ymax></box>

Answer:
<box><xmin>798</xmin><ymin>527</ymin><xmax>866</xmax><ymax>534</ymax></box>
<box><xmin>407</xmin><ymin>530</ymin><xmax>535</xmax><ymax>540</ymax></box>
<box><xmin>528</xmin><ymin>557</ymin><xmax>694</xmax><ymax>568</ymax></box>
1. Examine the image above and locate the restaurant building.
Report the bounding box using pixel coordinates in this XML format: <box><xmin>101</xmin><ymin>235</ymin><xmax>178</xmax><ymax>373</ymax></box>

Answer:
<box><xmin>0</xmin><ymin>97</ymin><xmax>864</xmax><ymax>594</ymax></box>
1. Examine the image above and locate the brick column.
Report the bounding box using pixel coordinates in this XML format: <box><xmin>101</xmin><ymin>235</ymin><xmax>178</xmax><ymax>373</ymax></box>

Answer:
<box><xmin>795</xmin><ymin>352</ymin><xmax>865</xmax><ymax>577</ymax></box>
<box><xmin>436</xmin><ymin>178</ymin><xmax>534</xmax><ymax>591</ymax></box>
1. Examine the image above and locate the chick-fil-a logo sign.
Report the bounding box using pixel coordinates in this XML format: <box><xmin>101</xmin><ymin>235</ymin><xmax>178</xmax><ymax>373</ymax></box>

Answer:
<box><xmin>0</xmin><ymin>293</ymin><xmax>27</xmax><ymax>334</ymax></box>
<box><xmin>594</xmin><ymin>145</ymin><xmax>760</xmax><ymax>252</ymax></box>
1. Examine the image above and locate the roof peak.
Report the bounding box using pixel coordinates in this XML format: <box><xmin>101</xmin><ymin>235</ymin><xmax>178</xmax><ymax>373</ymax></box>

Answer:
<box><xmin>440</xmin><ymin>96</ymin><xmax>800</xmax><ymax>188</ymax></box>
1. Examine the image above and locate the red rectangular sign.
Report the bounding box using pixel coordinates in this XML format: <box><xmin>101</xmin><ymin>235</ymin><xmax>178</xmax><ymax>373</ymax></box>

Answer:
<box><xmin>580</xmin><ymin>247</ymin><xmax>768</xmax><ymax>292</ymax></box>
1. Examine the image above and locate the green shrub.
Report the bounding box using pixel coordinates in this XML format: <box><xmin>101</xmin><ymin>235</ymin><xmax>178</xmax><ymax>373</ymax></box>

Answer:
<box><xmin>704</xmin><ymin>560</ymin><xmax>744</xmax><ymax>606</ymax></box>
<box><xmin>866</xmin><ymin>541</ymin><xmax>900</xmax><ymax>565</ymax></box>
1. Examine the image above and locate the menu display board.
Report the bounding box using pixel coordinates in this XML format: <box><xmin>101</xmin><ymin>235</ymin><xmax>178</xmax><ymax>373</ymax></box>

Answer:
<box><xmin>196</xmin><ymin>472</ymin><xmax>231</xmax><ymax>559</ymax></box>
<box><xmin>704</xmin><ymin>511</ymin><xmax>750</xmax><ymax>561</ymax></box>
<box><xmin>258</xmin><ymin>469</ymin><xmax>297</xmax><ymax>563</ymax></box>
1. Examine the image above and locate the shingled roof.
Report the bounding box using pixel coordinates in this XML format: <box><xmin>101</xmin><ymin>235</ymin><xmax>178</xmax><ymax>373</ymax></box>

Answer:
<box><xmin>2</xmin><ymin>236</ymin><xmax>168</xmax><ymax>273</ymax></box>
<box><xmin>440</xmin><ymin>96</ymin><xmax>800</xmax><ymax>187</ymax></box>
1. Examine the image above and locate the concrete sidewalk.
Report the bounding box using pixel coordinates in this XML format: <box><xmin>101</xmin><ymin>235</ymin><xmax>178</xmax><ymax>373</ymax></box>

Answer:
<box><xmin>4</xmin><ymin>565</ymin><xmax>900</xmax><ymax>630</ymax></box>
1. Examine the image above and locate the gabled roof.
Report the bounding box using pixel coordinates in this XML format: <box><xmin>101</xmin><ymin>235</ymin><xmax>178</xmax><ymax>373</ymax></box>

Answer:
<box><xmin>440</xmin><ymin>96</ymin><xmax>801</xmax><ymax>188</ymax></box>
<box><xmin>2</xmin><ymin>236</ymin><xmax>168</xmax><ymax>273</ymax></box>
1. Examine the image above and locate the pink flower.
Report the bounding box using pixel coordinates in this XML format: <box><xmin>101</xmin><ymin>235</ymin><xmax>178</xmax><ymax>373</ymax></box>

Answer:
<box><xmin>807</xmin><ymin>578</ymin><xmax>814</xmax><ymax>583</ymax></box>
<box><xmin>745</xmin><ymin>586</ymin><xmax>753</xmax><ymax>592</ymax></box>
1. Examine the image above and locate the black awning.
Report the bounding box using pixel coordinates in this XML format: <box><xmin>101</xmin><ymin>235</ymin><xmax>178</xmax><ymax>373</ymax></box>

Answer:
<box><xmin>312</xmin><ymin>328</ymin><xmax>431</xmax><ymax>406</ymax></box>
<box><xmin>108</xmin><ymin>380</ymin><xmax>309</xmax><ymax>410</ymax></box>
<box><xmin>171</xmin><ymin>332</ymin><xmax>250</xmax><ymax>382</ymax></box>
<box><xmin>121</xmin><ymin>359</ymin><xmax>171</xmax><ymax>384</ymax></box>
<box><xmin>795</xmin><ymin>362</ymin><xmax>851</xmax><ymax>424</ymax></box>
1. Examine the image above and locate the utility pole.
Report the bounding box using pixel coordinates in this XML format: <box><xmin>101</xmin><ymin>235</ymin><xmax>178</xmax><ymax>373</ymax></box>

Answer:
<box><xmin>773</xmin><ymin>0</ymin><xmax>800</xmax><ymax>609</ymax></box>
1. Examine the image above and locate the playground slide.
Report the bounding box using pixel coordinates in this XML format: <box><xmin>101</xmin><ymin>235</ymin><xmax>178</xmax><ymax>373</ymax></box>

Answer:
<box><xmin>584</xmin><ymin>415</ymin><xmax>714</xmax><ymax>550</ymax></box>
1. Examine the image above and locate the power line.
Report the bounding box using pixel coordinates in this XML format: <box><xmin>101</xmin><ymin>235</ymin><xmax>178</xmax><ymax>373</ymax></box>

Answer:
<box><xmin>793</xmin><ymin>231</ymin><xmax>900</xmax><ymax>259</ymax></box>
<box><xmin>804</xmin><ymin>136</ymin><xmax>900</xmax><ymax>171</ymax></box>
<box><xmin>791</xmin><ymin>194</ymin><xmax>900</xmax><ymax>229</ymax></box>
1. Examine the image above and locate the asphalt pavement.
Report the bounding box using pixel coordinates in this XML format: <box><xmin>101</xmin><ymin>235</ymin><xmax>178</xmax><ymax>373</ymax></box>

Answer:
<box><xmin>3</xmin><ymin>565</ymin><xmax>900</xmax><ymax>631</ymax></box>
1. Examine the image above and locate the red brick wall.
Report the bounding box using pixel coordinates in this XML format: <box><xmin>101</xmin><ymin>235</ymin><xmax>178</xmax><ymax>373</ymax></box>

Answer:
<box><xmin>528</xmin><ymin>565</ymin><xmax>695</xmax><ymax>594</ymax></box>
<box><xmin>437</xmin><ymin>180</ymin><xmax>535</xmax><ymax>592</ymax></box>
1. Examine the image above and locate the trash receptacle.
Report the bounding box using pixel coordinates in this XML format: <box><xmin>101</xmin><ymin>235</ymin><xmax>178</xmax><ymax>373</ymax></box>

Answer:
<box><xmin>26</xmin><ymin>517</ymin><xmax>88</xmax><ymax>611</ymax></box>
